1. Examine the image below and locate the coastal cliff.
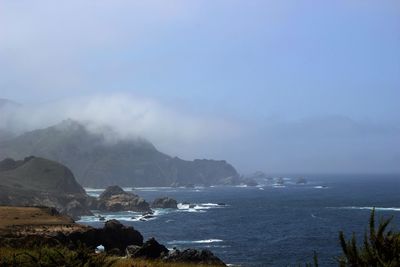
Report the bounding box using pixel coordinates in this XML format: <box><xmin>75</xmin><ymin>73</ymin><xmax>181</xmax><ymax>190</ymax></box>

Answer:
<box><xmin>0</xmin><ymin>119</ymin><xmax>239</xmax><ymax>187</ymax></box>
<box><xmin>0</xmin><ymin>156</ymin><xmax>91</xmax><ymax>219</ymax></box>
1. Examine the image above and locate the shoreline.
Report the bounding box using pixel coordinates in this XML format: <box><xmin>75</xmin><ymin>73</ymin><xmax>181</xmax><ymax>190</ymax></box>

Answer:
<box><xmin>0</xmin><ymin>206</ymin><xmax>227</xmax><ymax>266</ymax></box>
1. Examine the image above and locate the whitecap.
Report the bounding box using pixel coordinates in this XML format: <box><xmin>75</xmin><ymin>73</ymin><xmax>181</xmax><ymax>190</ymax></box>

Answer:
<box><xmin>84</xmin><ymin>188</ymin><xmax>105</xmax><ymax>197</ymax></box>
<box><xmin>167</xmin><ymin>239</ymin><xmax>223</xmax><ymax>245</ymax></box>
<box><xmin>135</xmin><ymin>187</ymin><xmax>173</xmax><ymax>191</ymax></box>
<box><xmin>338</xmin><ymin>206</ymin><xmax>400</xmax><ymax>212</ymax></box>
<box><xmin>84</xmin><ymin>187</ymin><xmax>105</xmax><ymax>192</ymax></box>
<box><xmin>201</xmin><ymin>203</ymin><xmax>220</xmax><ymax>207</ymax></box>
<box><xmin>177</xmin><ymin>203</ymin><xmax>226</xmax><ymax>211</ymax></box>
<box><xmin>122</xmin><ymin>187</ymin><xmax>135</xmax><ymax>191</ymax></box>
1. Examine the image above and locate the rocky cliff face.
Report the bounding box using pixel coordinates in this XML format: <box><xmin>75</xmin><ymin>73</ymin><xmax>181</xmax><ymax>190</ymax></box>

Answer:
<box><xmin>0</xmin><ymin>120</ymin><xmax>239</xmax><ymax>187</ymax></box>
<box><xmin>0</xmin><ymin>157</ymin><xmax>92</xmax><ymax>219</ymax></box>
<box><xmin>93</xmin><ymin>185</ymin><xmax>151</xmax><ymax>212</ymax></box>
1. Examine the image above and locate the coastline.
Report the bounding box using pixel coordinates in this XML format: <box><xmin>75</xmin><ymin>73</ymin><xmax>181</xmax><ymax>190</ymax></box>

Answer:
<box><xmin>0</xmin><ymin>206</ymin><xmax>227</xmax><ymax>266</ymax></box>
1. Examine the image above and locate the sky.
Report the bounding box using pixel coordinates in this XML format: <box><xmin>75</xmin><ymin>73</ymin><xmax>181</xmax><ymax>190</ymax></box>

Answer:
<box><xmin>0</xmin><ymin>0</ymin><xmax>399</xmax><ymax>174</ymax></box>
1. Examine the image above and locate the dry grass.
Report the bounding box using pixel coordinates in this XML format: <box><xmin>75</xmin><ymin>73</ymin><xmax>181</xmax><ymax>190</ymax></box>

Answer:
<box><xmin>0</xmin><ymin>206</ymin><xmax>72</xmax><ymax>228</ymax></box>
<box><xmin>0</xmin><ymin>207</ymin><xmax>225</xmax><ymax>266</ymax></box>
<box><xmin>0</xmin><ymin>206</ymin><xmax>87</xmax><ymax>236</ymax></box>
<box><xmin>0</xmin><ymin>247</ymin><xmax>223</xmax><ymax>267</ymax></box>
<box><xmin>112</xmin><ymin>258</ymin><xmax>224</xmax><ymax>267</ymax></box>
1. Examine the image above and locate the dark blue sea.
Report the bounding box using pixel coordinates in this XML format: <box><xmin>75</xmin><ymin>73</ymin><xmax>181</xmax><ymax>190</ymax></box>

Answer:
<box><xmin>80</xmin><ymin>175</ymin><xmax>400</xmax><ymax>266</ymax></box>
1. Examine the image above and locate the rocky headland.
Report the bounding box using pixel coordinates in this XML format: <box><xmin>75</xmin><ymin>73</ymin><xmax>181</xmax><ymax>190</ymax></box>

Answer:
<box><xmin>0</xmin><ymin>119</ymin><xmax>240</xmax><ymax>188</ymax></box>
<box><xmin>0</xmin><ymin>156</ymin><xmax>92</xmax><ymax>219</ymax></box>
<box><xmin>0</xmin><ymin>206</ymin><xmax>226</xmax><ymax>266</ymax></box>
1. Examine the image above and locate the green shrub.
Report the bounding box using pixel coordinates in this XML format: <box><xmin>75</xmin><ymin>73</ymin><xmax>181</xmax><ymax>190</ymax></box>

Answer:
<box><xmin>338</xmin><ymin>208</ymin><xmax>400</xmax><ymax>267</ymax></box>
<box><xmin>0</xmin><ymin>245</ymin><xmax>116</xmax><ymax>267</ymax></box>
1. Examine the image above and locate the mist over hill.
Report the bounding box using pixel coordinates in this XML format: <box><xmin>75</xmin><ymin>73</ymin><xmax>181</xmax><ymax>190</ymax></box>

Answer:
<box><xmin>0</xmin><ymin>120</ymin><xmax>239</xmax><ymax>187</ymax></box>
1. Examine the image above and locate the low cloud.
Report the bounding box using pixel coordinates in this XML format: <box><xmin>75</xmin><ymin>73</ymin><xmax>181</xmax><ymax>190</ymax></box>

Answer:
<box><xmin>1</xmin><ymin>98</ymin><xmax>399</xmax><ymax>174</ymax></box>
<box><xmin>0</xmin><ymin>94</ymin><xmax>241</xmax><ymax>156</ymax></box>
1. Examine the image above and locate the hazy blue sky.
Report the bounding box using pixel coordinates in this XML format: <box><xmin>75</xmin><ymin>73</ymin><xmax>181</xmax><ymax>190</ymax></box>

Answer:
<box><xmin>0</xmin><ymin>1</ymin><xmax>399</xmax><ymax>174</ymax></box>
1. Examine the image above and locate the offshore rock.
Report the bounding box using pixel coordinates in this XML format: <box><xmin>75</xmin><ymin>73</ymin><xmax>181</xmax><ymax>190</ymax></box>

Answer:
<box><xmin>151</xmin><ymin>197</ymin><xmax>178</xmax><ymax>209</ymax></box>
<box><xmin>96</xmin><ymin>185</ymin><xmax>151</xmax><ymax>212</ymax></box>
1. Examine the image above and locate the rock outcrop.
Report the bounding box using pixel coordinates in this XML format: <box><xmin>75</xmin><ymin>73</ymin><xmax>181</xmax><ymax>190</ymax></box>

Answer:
<box><xmin>0</xmin><ymin>210</ymin><xmax>143</xmax><ymax>254</ymax></box>
<box><xmin>67</xmin><ymin>219</ymin><xmax>143</xmax><ymax>252</ymax></box>
<box><xmin>164</xmin><ymin>248</ymin><xmax>226</xmax><ymax>266</ymax></box>
<box><xmin>94</xmin><ymin>186</ymin><xmax>151</xmax><ymax>212</ymax></box>
<box><xmin>296</xmin><ymin>177</ymin><xmax>307</xmax><ymax>184</ymax></box>
<box><xmin>0</xmin><ymin>157</ymin><xmax>92</xmax><ymax>219</ymax></box>
<box><xmin>0</xmin><ymin>208</ymin><xmax>226</xmax><ymax>266</ymax></box>
<box><xmin>129</xmin><ymin>237</ymin><xmax>169</xmax><ymax>259</ymax></box>
<box><xmin>243</xmin><ymin>178</ymin><xmax>258</xmax><ymax>187</ymax></box>
<box><xmin>151</xmin><ymin>197</ymin><xmax>178</xmax><ymax>209</ymax></box>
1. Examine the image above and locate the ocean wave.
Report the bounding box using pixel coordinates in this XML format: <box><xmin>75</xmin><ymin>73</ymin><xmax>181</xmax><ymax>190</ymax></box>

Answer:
<box><xmin>77</xmin><ymin>209</ymin><xmax>164</xmax><ymax>223</ymax></box>
<box><xmin>122</xmin><ymin>187</ymin><xmax>135</xmax><ymax>191</ymax></box>
<box><xmin>313</xmin><ymin>186</ymin><xmax>328</xmax><ymax>189</ymax></box>
<box><xmin>84</xmin><ymin>188</ymin><xmax>105</xmax><ymax>192</ymax></box>
<box><xmin>202</xmin><ymin>203</ymin><xmax>220</xmax><ymax>207</ymax></box>
<box><xmin>167</xmin><ymin>239</ymin><xmax>223</xmax><ymax>245</ymax></box>
<box><xmin>78</xmin><ymin>215</ymin><xmax>141</xmax><ymax>223</ymax></box>
<box><xmin>337</xmin><ymin>206</ymin><xmax>400</xmax><ymax>212</ymax></box>
<box><xmin>177</xmin><ymin>203</ymin><xmax>226</xmax><ymax>211</ymax></box>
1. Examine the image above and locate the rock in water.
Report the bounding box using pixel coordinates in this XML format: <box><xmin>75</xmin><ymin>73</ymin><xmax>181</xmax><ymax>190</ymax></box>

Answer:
<box><xmin>96</xmin><ymin>185</ymin><xmax>151</xmax><ymax>212</ymax></box>
<box><xmin>296</xmin><ymin>177</ymin><xmax>307</xmax><ymax>184</ymax></box>
<box><xmin>151</xmin><ymin>197</ymin><xmax>178</xmax><ymax>209</ymax></box>
<box><xmin>99</xmin><ymin>185</ymin><xmax>125</xmax><ymax>199</ymax></box>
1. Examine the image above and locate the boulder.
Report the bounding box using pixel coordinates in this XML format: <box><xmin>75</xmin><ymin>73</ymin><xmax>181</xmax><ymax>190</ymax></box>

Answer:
<box><xmin>96</xmin><ymin>186</ymin><xmax>151</xmax><ymax>212</ymax></box>
<box><xmin>126</xmin><ymin>245</ymin><xmax>141</xmax><ymax>257</ymax></box>
<box><xmin>296</xmin><ymin>177</ymin><xmax>307</xmax><ymax>184</ymax></box>
<box><xmin>67</xmin><ymin>219</ymin><xmax>143</xmax><ymax>251</ymax></box>
<box><xmin>104</xmin><ymin>219</ymin><xmax>124</xmax><ymax>230</ymax></box>
<box><xmin>243</xmin><ymin>178</ymin><xmax>258</xmax><ymax>187</ymax></box>
<box><xmin>130</xmin><ymin>237</ymin><xmax>169</xmax><ymax>259</ymax></box>
<box><xmin>151</xmin><ymin>197</ymin><xmax>178</xmax><ymax>209</ymax></box>
<box><xmin>99</xmin><ymin>185</ymin><xmax>125</xmax><ymax>200</ymax></box>
<box><xmin>164</xmin><ymin>248</ymin><xmax>226</xmax><ymax>266</ymax></box>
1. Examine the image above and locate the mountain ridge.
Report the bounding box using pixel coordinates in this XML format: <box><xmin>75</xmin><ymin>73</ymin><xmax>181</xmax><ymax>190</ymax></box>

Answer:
<box><xmin>0</xmin><ymin>120</ymin><xmax>239</xmax><ymax>187</ymax></box>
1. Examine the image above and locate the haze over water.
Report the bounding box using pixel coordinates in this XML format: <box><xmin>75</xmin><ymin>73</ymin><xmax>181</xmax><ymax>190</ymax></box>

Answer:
<box><xmin>1</xmin><ymin>1</ymin><xmax>399</xmax><ymax>175</ymax></box>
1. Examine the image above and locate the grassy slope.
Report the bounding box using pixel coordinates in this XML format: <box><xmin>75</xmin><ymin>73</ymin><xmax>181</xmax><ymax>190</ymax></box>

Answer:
<box><xmin>0</xmin><ymin>247</ymin><xmax>223</xmax><ymax>267</ymax></box>
<box><xmin>0</xmin><ymin>207</ymin><xmax>224</xmax><ymax>266</ymax></box>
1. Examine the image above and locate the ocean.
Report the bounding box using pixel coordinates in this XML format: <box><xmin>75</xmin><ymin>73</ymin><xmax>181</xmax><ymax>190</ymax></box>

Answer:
<box><xmin>79</xmin><ymin>174</ymin><xmax>400</xmax><ymax>266</ymax></box>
